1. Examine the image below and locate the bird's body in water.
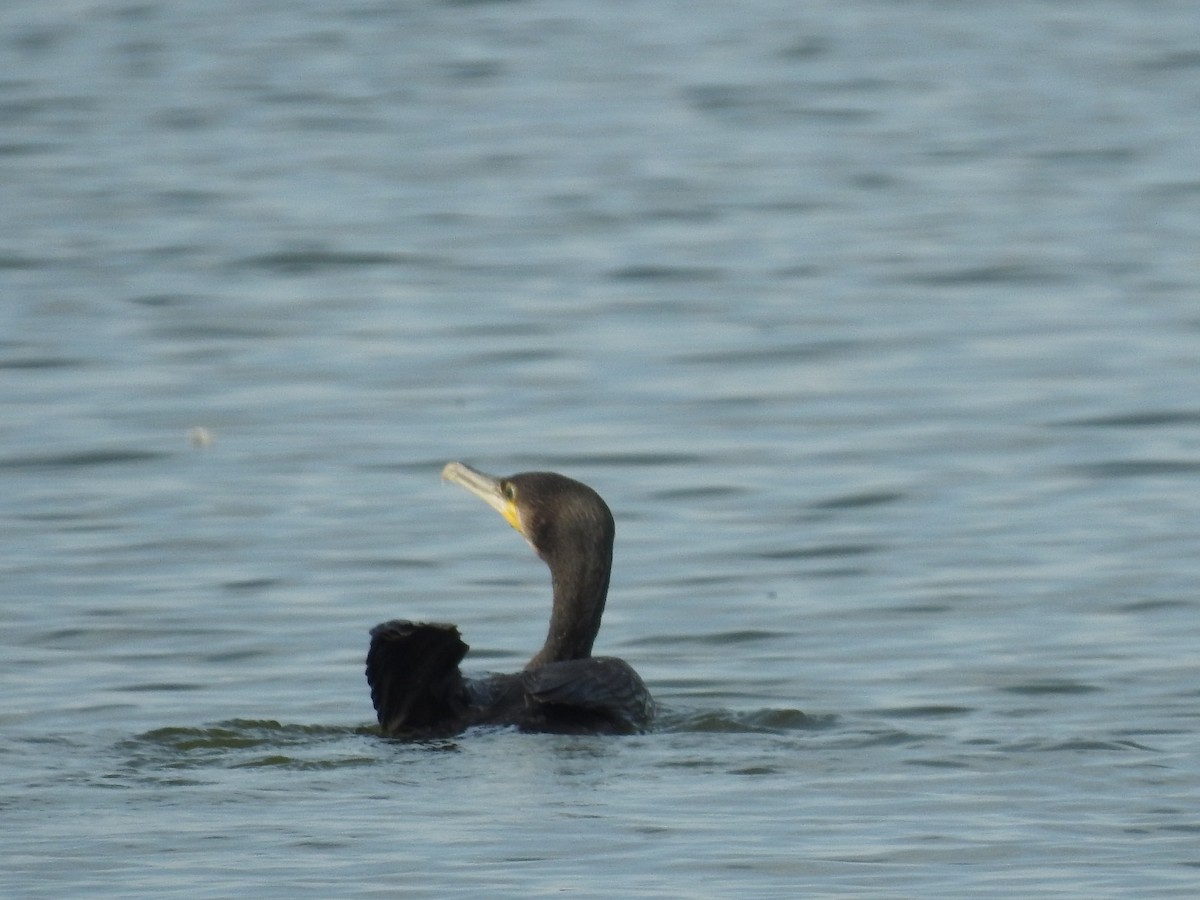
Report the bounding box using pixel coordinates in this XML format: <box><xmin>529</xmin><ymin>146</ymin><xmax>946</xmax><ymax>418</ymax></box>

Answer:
<box><xmin>366</xmin><ymin>462</ymin><xmax>653</xmax><ymax>737</ymax></box>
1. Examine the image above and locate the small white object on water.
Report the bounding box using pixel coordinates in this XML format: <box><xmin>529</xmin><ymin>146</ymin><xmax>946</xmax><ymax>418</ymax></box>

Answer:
<box><xmin>188</xmin><ymin>426</ymin><xmax>215</xmax><ymax>448</ymax></box>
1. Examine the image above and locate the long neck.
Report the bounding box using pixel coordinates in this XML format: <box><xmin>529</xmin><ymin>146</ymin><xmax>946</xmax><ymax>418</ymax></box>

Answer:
<box><xmin>527</xmin><ymin>540</ymin><xmax>612</xmax><ymax>667</ymax></box>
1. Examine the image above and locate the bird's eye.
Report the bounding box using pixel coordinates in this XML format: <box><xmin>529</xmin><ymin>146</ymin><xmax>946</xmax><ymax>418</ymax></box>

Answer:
<box><xmin>502</xmin><ymin>481</ymin><xmax>517</xmax><ymax>502</ymax></box>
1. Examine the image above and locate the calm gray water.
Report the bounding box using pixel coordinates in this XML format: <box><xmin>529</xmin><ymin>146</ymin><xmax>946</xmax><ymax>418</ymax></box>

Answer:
<box><xmin>4</xmin><ymin>0</ymin><xmax>1200</xmax><ymax>896</ymax></box>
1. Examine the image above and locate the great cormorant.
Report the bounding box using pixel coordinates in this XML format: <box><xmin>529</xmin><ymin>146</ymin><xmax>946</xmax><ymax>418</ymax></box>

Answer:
<box><xmin>366</xmin><ymin>462</ymin><xmax>652</xmax><ymax>737</ymax></box>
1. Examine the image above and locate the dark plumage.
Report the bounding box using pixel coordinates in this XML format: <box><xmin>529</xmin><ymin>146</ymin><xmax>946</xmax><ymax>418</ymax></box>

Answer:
<box><xmin>366</xmin><ymin>463</ymin><xmax>653</xmax><ymax>737</ymax></box>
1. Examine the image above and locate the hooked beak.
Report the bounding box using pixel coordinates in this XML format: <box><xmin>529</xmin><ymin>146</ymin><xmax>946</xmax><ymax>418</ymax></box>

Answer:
<box><xmin>441</xmin><ymin>461</ymin><xmax>524</xmax><ymax>536</ymax></box>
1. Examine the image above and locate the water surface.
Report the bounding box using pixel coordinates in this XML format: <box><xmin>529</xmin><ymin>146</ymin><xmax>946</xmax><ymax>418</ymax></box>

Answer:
<box><xmin>3</xmin><ymin>1</ymin><xmax>1200</xmax><ymax>897</ymax></box>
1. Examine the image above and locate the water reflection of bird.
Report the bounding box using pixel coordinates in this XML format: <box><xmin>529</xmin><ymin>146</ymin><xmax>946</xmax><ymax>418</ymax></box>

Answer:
<box><xmin>366</xmin><ymin>462</ymin><xmax>653</xmax><ymax>737</ymax></box>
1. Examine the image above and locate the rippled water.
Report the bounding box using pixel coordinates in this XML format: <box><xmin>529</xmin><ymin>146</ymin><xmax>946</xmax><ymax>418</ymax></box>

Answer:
<box><xmin>4</xmin><ymin>0</ymin><xmax>1200</xmax><ymax>897</ymax></box>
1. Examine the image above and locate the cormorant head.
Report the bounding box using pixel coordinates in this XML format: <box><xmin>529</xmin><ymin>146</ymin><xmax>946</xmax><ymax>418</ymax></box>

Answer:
<box><xmin>441</xmin><ymin>462</ymin><xmax>614</xmax><ymax>567</ymax></box>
